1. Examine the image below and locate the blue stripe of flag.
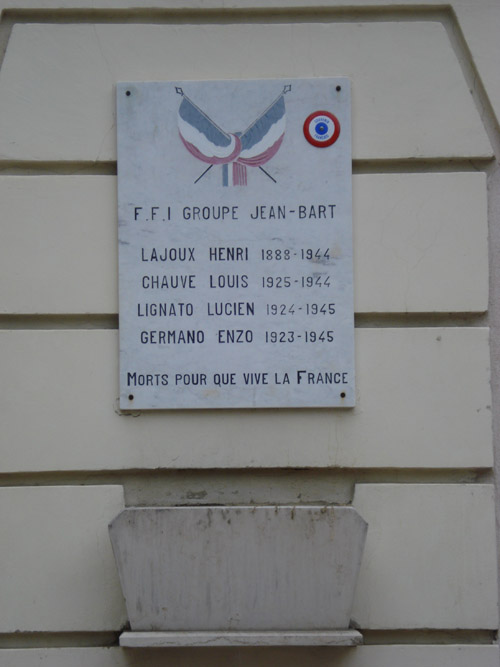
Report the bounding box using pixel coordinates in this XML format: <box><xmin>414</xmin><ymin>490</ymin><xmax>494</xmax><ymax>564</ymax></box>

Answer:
<box><xmin>179</xmin><ymin>97</ymin><xmax>232</xmax><ymax>148</ymax></box>
<box><xmin>240</xmin><ymin>96</ymin><xmax>285</xmax><ymax>150</ymax></box>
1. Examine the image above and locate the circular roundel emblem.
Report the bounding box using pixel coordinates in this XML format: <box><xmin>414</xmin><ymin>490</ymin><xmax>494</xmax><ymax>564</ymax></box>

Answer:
<box><xmin>303</xmin><ymin>110</ymin><xmax>341</xmax><ymax>147</ymax></box>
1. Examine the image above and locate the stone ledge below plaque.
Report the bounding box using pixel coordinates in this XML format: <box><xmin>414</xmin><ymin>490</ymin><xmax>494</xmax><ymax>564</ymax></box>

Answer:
<box><xmin>119</xmin><ymin>630</ymin><xmax>363</xmax><ymax>647</ymax></box>
<box><xmin>109</xmin><ymin>505</ymin><xmax>367</xmax><ymax>645</ymax></box>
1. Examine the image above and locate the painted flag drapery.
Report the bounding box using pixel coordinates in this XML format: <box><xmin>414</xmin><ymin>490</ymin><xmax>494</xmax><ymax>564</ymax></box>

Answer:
<box><xmin>177</xmin><ymin>85</ymin><xmax>289</xmax><ymax>186</ymax></box>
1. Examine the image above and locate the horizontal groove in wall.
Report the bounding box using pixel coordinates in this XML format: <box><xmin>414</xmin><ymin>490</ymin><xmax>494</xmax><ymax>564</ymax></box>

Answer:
<box><xmin>0</xmin><ymin>629</ymin><xmax>496</xmax><ymax>649</ymax></box>
<box><xmin>0</xmin><ymin>315</ymin><xmax>119</xmax><ymax>329</ymax></box>
<box><xmin>353</xmin><ymin>468</ymin><xmax>494</xmax><ymax>484</ymax></box>
<box><xmin>353</xmin><ymin>158</ymin><xmax>493</xmax><ymax>173</ymax></box>
<box><xmin>1</xmin><ymin>6</ymin><xmax>451</xmax><ymax>25</ymax></box>
<box><xmin>0</xmin><ymin>161</ymin><xmax>117</xmax><ymax>175</ymax></box>
<box><xmin>0</xmin><ymin>159</ymin><xmax>491</xmax><ymax>176</ymax></box>
<box><xmin>355</xmin><ymin>313</ymin><xmax>488</xmax><ymax>327</ymax></box>
<box><xmin>0</xmin><ymin>314</ymin><xmax>488</xmax><ymax>330</ymax></box>
<box><xmin>361</xmin><ymin>629</ymin><xmax>498</xmax><ymax>645</ymax></box>
<box><xmin>0</xmin><ymin>468</ymin><xmax>493</xmax><ymax>490</ymax></box>
<box><xmin>0</xmin><ymin>632</ymin><xmax>120</xmax><ymax>649</ymax></box>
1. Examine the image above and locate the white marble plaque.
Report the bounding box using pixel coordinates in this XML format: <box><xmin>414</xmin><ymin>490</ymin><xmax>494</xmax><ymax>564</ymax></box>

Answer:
<box><xmin>117</xmin><ymin>78</ymin><xmax>354</xmax><ymax>409</ymax></box>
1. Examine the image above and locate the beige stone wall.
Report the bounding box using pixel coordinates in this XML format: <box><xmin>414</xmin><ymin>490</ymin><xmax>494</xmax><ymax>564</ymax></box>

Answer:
<box><xmin>0</xmin><ymin>1</ymin><xmax>499</xmax><ymax>665</ymax></box>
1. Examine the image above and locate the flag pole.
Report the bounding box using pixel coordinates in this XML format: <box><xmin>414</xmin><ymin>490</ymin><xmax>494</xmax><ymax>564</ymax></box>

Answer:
<box><xmin>194</xmin><ymin>164</ymin><xmax>213</xmax><ymax>184</ymax></box>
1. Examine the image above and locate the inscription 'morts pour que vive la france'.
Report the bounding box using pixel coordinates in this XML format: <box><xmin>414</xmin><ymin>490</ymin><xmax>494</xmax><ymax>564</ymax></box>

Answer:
<box><xmin>117</xmin><ymin>77</ymin><xmax>354</xmax><ymax>410</ymax></box>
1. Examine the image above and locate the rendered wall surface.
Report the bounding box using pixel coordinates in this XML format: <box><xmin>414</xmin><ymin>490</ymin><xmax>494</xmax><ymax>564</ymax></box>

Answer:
<box><xmin>0</xmin><ymin>1</ymin><xmax>499</xmax><ymax>665</ymax></box>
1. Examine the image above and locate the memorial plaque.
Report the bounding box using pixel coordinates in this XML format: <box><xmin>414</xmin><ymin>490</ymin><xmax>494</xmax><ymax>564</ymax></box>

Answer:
<box><xmin>117</xmin><ymin>78</ymin><xmax>354</xmax><ymax>409</ymax></box>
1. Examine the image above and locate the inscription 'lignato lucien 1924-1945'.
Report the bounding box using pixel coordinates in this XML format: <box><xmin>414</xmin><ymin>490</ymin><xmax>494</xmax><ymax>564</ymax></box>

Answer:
<box><xmin>117</xmin><ymin>78</ymin><xmax>354</xmax><ymax>409</ymax></box>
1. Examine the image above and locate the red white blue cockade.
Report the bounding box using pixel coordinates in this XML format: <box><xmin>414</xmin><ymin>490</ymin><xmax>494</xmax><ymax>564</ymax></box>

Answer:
<box><xmin>303</xmin><ymin>110</ymin><xmax>340</xmax><ymax>148</ymax></box>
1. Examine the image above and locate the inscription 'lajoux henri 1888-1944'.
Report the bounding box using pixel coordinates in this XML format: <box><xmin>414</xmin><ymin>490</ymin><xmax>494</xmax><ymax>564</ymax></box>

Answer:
<box><xmin>117</xmin><ymin>77</ymin><xmax>354</xmax><ymax>410</ymax></box>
